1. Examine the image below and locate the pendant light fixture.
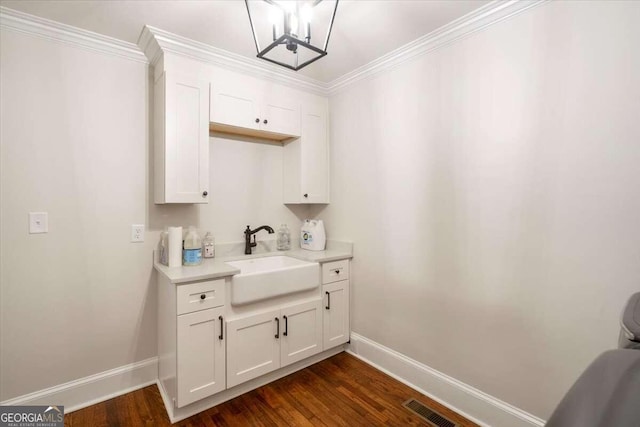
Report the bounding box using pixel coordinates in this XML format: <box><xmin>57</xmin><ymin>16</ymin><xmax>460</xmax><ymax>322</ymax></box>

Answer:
<box><xmin>245</xmin><ymin>0</ymin><xmax>339</xmax><ymax>71</ymax></box>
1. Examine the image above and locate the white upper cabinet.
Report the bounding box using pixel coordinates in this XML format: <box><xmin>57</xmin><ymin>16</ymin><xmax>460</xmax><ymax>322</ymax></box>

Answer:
<box><xmin>154</xmin><ymin>71</ymin><xmax>210</xmax><ymax>204</ymax></box>
<box><xmin>210</xmin><ymin>71</ymin><xmax>261</xmax><ymax>131</ymax></box>
<box><xmin>283</xmin><ymin>95</ymin><xmax>329</xmax><ymax>204</ymax></box>
<box><xmin>261</xmin><ymin>86</ymin><xmax>301</xmax><ymax>137</ymax></box>
<box><xmin>210</xmin><ymin>69</ymin><xmax>301</xmax><ymax>141</ymax></box>
<box><xmin>150</xmin><ymin>54</ymin><xmax>328</xmax><ymax>204</ymax></box>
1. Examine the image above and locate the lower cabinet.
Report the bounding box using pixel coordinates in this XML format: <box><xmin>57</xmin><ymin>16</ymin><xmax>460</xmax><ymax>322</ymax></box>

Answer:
<box><xmin>323</xmin><ymin>280</ymin><xmax>350</xmax><ymax>350</ymax></box>
<box><xmin>176</xmin><ymin>306</ymin><xmax>226</xmax><ymax>407</ymax></box>
<box><xmin>157</xmin><ymin>277</ymin><xmax>227</xmax><ymax>410</ymax></box>
<box><xmin>226</xmin><ymin>299</ymin><xmax>323</xmax><ymax>388</ymax></box>
<box><xmin>157</xmin><ymin>258</ymin><xmax>350</xmax><ymax>418</ymax></box>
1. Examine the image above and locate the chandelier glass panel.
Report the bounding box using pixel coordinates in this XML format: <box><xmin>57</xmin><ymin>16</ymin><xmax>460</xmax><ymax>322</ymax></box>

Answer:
<box><xmin>245</xmin><ymin>0</ymin><xmax>339</xmax><ymax>71</ymax></box>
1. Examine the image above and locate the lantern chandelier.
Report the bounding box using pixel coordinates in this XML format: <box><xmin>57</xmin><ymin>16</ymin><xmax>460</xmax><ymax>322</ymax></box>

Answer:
<box><xmin>245</xmin><ymin>0</ymin><xmax>339</xmax><ymax>71</ymax></box>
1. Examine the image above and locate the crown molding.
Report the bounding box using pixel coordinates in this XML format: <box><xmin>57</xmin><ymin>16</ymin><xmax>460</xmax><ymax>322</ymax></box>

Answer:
<box><xmin>0</xmin><ymin>6</ymin><xmax>147</xmax><ymax>64</ymax></box>
<box><xmin>137</xmin><ymin>25</ymin><xmax>329</xmax><ymax>95</ymax></box>
<box><xmin>326</xmin><ymin>0</ymin><xmax>548</xmax><ymax>94</ymax></box>
<box><xmin>1</xmin><ymin>1</ymin><xmax>547</xmax><ymax>95</ymax></box>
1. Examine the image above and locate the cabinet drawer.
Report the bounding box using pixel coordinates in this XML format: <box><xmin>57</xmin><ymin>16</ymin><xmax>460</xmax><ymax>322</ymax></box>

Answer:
<box><xmin>177</xmin><ymin>279</ymin><xmax>225</xmax><ymax>315</ymax></box>
<box><xmin>322</xmin><ymin>260</ymin><xmax>349</xmax><ymax>284</ymax></box>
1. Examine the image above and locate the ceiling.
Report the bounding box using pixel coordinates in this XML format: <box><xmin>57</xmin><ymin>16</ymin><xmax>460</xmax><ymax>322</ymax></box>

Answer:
<box><xmin>0</xmin><ymin>0</ymin><xmax>490</xmax><ymax>83</ymax></box>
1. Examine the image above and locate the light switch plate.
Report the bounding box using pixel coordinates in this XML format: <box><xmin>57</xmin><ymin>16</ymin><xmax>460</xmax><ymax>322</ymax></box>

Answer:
<box><xmin>131</xmin><ymin>224</ymin><xmax>144</xmax><ymax>242</ymax></box>
<box><xmin>29</xmin><ymin>212</ymin><xmax>48</xmax><ymax>234</ymax></box>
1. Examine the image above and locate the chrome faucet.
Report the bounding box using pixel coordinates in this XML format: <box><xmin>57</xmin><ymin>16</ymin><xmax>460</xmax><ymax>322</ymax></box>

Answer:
<box><xmin>244</xmin><ymin>225</ymin><xmax>275</xmax><ymax>254</ymax></box>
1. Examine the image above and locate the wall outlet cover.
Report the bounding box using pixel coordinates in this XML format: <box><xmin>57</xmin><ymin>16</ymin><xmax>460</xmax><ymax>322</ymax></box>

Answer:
<box><xmin>29</xmin><ymin>212</ymin><xmax>48</xmax><ymax>234</ymax></box>
<box><xmin>131</xmin><ymin>224</ymin><xmax>145</xmax><ymax>242</ymax></box>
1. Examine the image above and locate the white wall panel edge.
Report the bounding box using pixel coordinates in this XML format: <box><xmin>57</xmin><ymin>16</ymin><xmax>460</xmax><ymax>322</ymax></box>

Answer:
<box><xmin>347</xmin><ymin>333</ymin><xmax>545</xmax><ymax>427</ymax></box>
<box><xmin>0</xmin><ymin>357</ymin><xmax>158</xmax><ymax>413</ymax></box>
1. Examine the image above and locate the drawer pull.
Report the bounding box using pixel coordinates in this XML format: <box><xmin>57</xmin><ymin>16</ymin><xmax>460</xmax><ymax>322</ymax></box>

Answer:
<box><xmin>275</xmin><ymin>317</ymin><xmax>280</xmax><ymax>339</ymax></box>
<box><xmin>200</xmin><ymin>294</ymin><xmax>206</xmax><ymax>300</ymax></box>
<box><xmin>325</xmin><ymin>291</ymin><xmax>331</xmax><ymax>310</ymax></box>
<box><xmin>334</xmin><ymin>269</ymin><xmax>340</xmax><ymax>274</ymax></box>
<box><xmin>218</xmin><ymin>316</ymin><xmax>224</xmax><ymax>340</ymax></box>
<box><xmin>283</xmin><ymin>315</ymin><xmax>288</xmax><ymax>336</ymax></box>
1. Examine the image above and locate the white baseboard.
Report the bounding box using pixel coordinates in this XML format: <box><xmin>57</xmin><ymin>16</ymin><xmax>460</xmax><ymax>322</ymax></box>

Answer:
<box><xmin>0</xmin><ymin>357</ymin><xmax>158</xmax><ymax>413</ymax></box>
<box><xmin>347</xmin><ymin>333</ymin><xmax>545</xmax><ymax>427</ymax></box>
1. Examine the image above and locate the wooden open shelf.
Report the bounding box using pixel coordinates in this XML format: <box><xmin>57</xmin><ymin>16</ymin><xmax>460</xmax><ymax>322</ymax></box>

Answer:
<box><xmin>209</xmin><ymin>122</ymin><xmax>298</xmax><ymax>143</ymax></box>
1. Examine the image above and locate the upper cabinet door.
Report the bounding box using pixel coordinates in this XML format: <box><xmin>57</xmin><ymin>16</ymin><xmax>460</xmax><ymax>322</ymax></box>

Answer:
<box><xmin>260</xmin><ymin>86</ymin><xmax>301</xmax><ymax>137</ymax></box>
<box><xmin>210</xmin><ymin>70</ymin><xmax>260</xmax><ymax>130</ymax></box>
<box><xmin>283</xmin><ymin>95</ymin><xmax>330</xmax><ymax>204</ymax></box>
<box><xmin>156</xmin><ymin>71</ymin><xmax>210</xmax><ymax>204</ymax></box>
<box><xmin>300</xmin><ymin>98</ymin><xmax>329</xmax><ymax>203</ymax></box>
<box><xmin>210</xmin><ymin>70</ymin><xmax>300</xmax><ymax>140</ymax></box>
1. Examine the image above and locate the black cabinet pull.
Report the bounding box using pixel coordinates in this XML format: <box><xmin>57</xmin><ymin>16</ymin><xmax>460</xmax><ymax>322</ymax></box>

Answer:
<box><xmin>283</xmin><ymin>315</ymin><xmax>288</xmax><ymax>336</ymax></box>
<box><xmin>303</xmin><ymin>193</ymin><xmax>308</xmax><ymax>198</ymax></box>
<box><xmin>218</xmin><ymin>316</ymin><xmax>224</xmax><ymax>340</ymax></box>
<box><xmin>325</xmin><ymin>291</ymin><xmax>331</xmax><ymax>310</ymax></box>
<box><xmin>275</xmin><ymin>317</ymin><xmax>280</xmax><ymax>339</ymax></box>
<box><xmin>334</xmin><ymin>269</ymin><xmax>340</xmax><ymax>274</ymax></box>
<box><xmin>200</xmin><ymin>294</ymin><xmax>206</xmax><ymax>300</ymax></box>
<box><xmin>263</xmin><ymin>119</ymin><xmax>268</xmax><ymax>124</ymax></box>
<box><xmin>255</xmin><ymin>118</ymin><xmax>260</xmax><ymax>123</ymax></box>
<box><xmin>202</xmin><ymin>191</ymin><xmax>208</xmax><ymax>197</ymax></box>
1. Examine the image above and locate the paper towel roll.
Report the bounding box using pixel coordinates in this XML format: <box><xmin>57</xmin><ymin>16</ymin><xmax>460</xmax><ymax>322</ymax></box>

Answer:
<box><xmin>168</xmin><ymin>226</ymin><xmax>183</xmax><ymax>267</ymax></box>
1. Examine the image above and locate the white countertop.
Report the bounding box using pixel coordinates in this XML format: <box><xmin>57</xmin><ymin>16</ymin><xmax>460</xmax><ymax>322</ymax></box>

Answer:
<box><xmin>154</xmin><ymin>240</ymin><xmax>352</xmax><ymax>284</ymax></box>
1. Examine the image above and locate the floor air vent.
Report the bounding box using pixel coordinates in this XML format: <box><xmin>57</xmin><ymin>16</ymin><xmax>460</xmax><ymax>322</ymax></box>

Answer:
<box><xmin>402</xmin><ymin>398</ymin><xmax>458</xmax><ymax>427</ymax></box>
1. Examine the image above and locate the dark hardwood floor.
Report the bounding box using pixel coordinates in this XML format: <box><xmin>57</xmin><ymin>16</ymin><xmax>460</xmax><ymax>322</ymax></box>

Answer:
<box><xmin>64</xmin><ymin>352</ymin><xmax>478</xmax><ymax>426</ymax></box>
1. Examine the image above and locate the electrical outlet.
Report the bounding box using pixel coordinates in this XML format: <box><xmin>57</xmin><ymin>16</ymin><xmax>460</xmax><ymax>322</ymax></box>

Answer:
<box><xmin>131</xmin><ymin>224</ymin><xmax>144</xmax><ymax>242</ymax></box>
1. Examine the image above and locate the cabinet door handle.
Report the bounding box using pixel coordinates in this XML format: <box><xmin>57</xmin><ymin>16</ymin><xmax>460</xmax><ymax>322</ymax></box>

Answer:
<box><xmin>255</xmin><ymin>118</ymin><xmax>260</xmax><ymax>123</ymax></box>
<box><xmin>283</xmin><ymin>315</ymin><xmax>288</xmax><ymax>336</ymax></box>
<box><xmin>218</xmin><ymin>315</ymin><xmax>224</xmax><ymax>340</ymax></box>
<box><xmin>325</xmin><ymin>291</ymin><xmax>331</xmax><ymax>310</ymax></box>
<box><xmin>200</xmin><ymin>294</ymin><xmax>206</xmax><ymax>300</ymax></box>
<box><xmin>303</xmin><ymin>193</ymin><xmax>308</xmax><ymax>198</ymax></box>
<box><xmin>334</xmin><ymin>269</ymin><xmax>340</xmax><ymax>275</ymax></box>
<box><xmin>263</xmin><ymin>119</ymin><xmax>268</xmax><ymax>125</ymax></box>
<box><xmin>202</xmin><ymin>191</ymin><xmax>208</xmax><ymax>197</ymax></box>
<box><xmin>275</xmin><ymin>317</ymin><xmax>280</xmax><ymax>339</ymax></box>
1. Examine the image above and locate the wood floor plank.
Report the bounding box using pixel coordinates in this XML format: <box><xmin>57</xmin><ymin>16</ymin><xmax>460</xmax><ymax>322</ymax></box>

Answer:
<box><xmin>64</xmin><ymin>352</ymin><xmax>479</xmax><ymax>426</ymax></box>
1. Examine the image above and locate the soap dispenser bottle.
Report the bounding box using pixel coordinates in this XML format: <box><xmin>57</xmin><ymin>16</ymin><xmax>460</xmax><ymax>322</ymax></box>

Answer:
<box><xmin>276</xmin><ymin>224</ymin><xmax>291</xmax><ymax>251</ymax></box>
<box><xmin>203</xmin><ymin>232</ymin><xmax>215</xmax><ymax>258</ymax></box>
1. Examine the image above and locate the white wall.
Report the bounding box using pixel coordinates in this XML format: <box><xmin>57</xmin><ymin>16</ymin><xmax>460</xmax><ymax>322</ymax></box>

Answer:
<box><xmin>0</xmin><ymin>28</ymin><xmax>307</xmax><ymax>402</ymax></box>
<box><xmin>319</xmin><ymin>0</ymin><xmax>640</xmax><ymax>419</ymax></box>
<box><xmin>154</xmin><ymin>134</ymin><xmax>309</xmax><ymax>247</ymax></box>
<box><xmin>0</xmin><ymin>29</ymin><xmax>154</xmax><ymax>400</ymax></box>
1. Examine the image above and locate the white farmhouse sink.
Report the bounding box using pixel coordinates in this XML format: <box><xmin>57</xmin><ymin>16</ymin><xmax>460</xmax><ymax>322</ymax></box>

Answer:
<box><xmin>227</xmin><ymin>256</ymin><xmax>320</xmax><ymax>305</ymax></box>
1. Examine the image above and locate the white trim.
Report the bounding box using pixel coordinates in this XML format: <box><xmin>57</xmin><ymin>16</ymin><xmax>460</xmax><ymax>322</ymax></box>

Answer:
<box><xmin>0</xmin><ymin>6</ymin><xmax>147</xmax><ymax>64</ymax></box>
<box><xmin>0</xmin><ymin>357</ymin><xmax>158</xmax><ymax>413</ymax></box>
<box><xmin>137</xmin><ymin>25</ymin><xmax>328</xmax><ymax>95</ymax></box>
<box><xmin>327</xmin><ymin>0</ymin><xmax>548</xmax><ymax>94</ymax></box>
<box><xmin>347</xmin><ymin>333</ymin><xmax>545</xmax><ymax>427</ymax></box>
